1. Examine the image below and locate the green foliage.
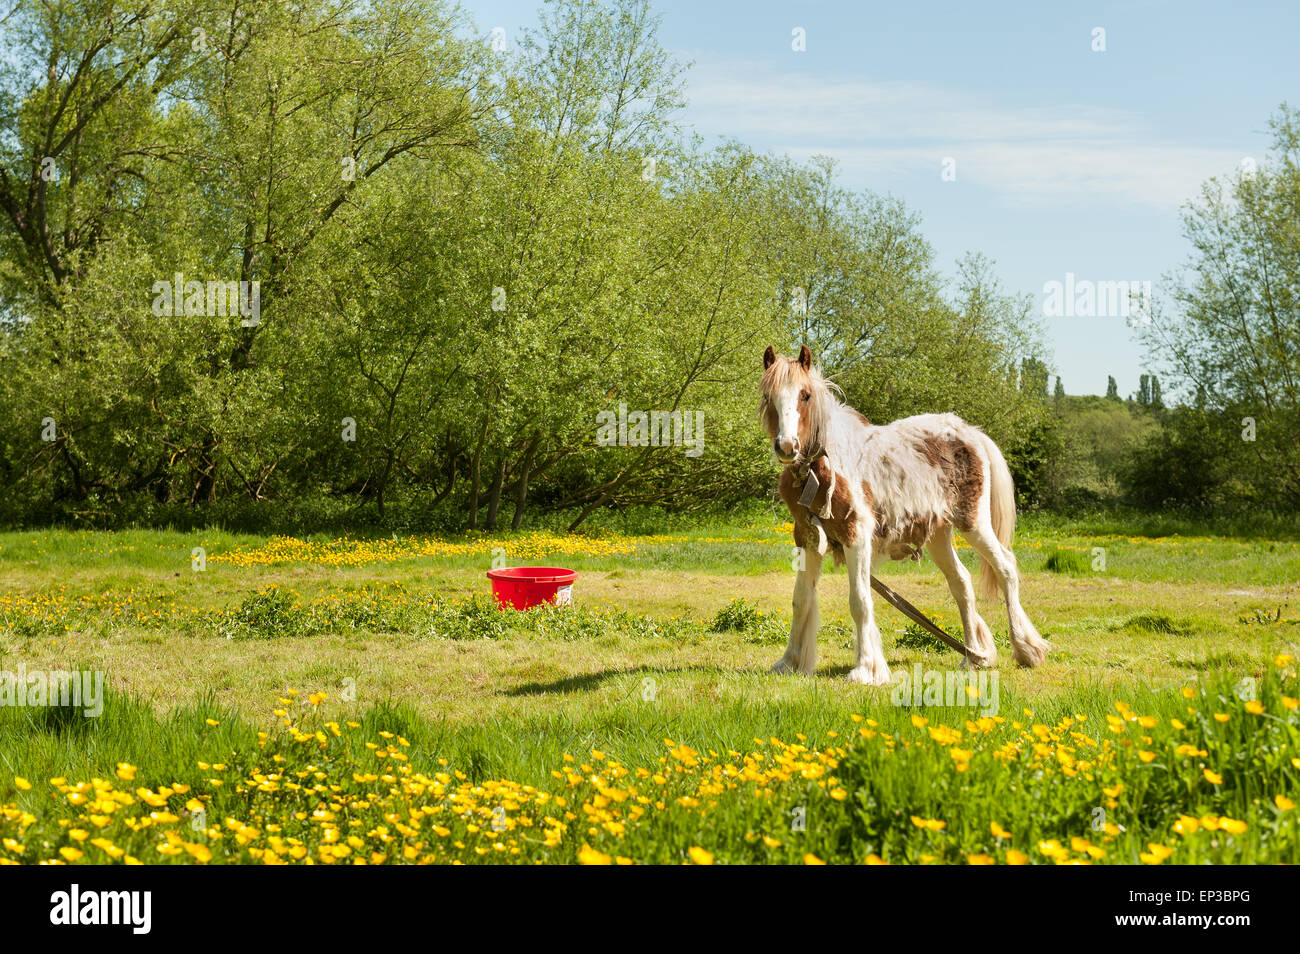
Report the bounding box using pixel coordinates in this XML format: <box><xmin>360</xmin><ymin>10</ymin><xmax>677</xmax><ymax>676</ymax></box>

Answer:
<box><xmin>895</xmin><ymin>621</ymin><xmax>953</xmax><ymax>654</ymax></box>
<box><xmin>711</xmin><ymin>598</ymin><xmax>762</xmax><ymax>632</ymax></box>
<box><xmin>0</xmin><ymin>0</ymin><xmax>1056</xmax><ymax>529</ymax></box>
<box><xmin>1138</xmin><ymin>105</ymin><xmax>1300</xmax><ymax>512</ymax></box>
<box><xmin>1042</xmin><ymin>395</ymin><xmax>1160</xmax><ymax>508</ymax></box>
<box><xmin>28</xmin><ymin>1</ymin><xmax>1300</xmax><ymax>527</ymax></box>
<box><xmin>1117</xmin><ymin>405</ymin><xmax>1238</xmax><ymax>511</ymax></box>
<box><xmin>217</xmin><ymin>588</ymin><xmax>320</xmax><ymax>641</ymax></box>
<box><xmin>3</xmin><ymin>662</ymin><xmax>1297</xmax><ymax>863</ymax></box>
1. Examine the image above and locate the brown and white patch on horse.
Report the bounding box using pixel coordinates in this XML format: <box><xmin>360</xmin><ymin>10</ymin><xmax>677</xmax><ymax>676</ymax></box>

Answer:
<box><xmin>915</xmin><ymin>435</ymin><xmax>985</xmax><ymax>531</ymax></box>
<box><xmin>779</xmin><ymin>460</ymin><xmax>857</xmax><ymax>565</ymax></box>
<box><xmin>806</xmin><ymin>457</ymin><xmax>857</xmax><ymax>549</ymax></box>
<box><xmin>778</xmin><ymin>467</ymin><xmax>814</xmax><ymax>550</ymax></box>
<box><xmin>873</xmin><ymin>509</ymin><xmax>938</xmax><ymax>561</ymax></box>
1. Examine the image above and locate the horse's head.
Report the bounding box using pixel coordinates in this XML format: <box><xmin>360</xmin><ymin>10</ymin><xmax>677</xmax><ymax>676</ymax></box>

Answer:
<box><xmin>759</xmin><ymin>344</ymin><xmax>832</xmax><ymax>465</ymax></box>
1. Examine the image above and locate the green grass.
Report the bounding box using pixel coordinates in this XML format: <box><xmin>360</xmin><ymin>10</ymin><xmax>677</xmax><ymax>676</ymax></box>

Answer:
<box><xmin>1</xmin><ymin>516</ymin><xmax>1298</xmax><ymax>864</ymax></box>
<box><xmin>1</xmin><ymin>664</ymin><xmax>1295</xmax><ymax>864</ymax></box>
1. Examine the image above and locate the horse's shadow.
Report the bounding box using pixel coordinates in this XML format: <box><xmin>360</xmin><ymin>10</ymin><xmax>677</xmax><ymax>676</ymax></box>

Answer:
<box><xmin>500</xmin><ymin>660</ymin><xmax>904</xmax><ymax>696</ymax></box>
<box><xmin>502</xmin><ymin>664</ymin><xmax>731</xmax><ymax>697</ymax></box>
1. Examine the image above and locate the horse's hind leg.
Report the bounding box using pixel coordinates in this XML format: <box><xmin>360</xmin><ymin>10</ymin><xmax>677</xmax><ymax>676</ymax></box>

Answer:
<box><xmin>773</xmin><ymin>545</ymin><xmax>823</xmax><ymax>675</ymax></box>
<box><xmin>925</xmin><ymin>526</ymin><xmax>997</xmax><ymax>669</ymax></box>
<box><xmin>960</xmin><ymin>520</ymin><xmax>1049</xmax><ymax>668</ymax></box>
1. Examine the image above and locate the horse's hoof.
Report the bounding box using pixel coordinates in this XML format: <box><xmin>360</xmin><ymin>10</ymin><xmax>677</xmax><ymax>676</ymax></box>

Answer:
<box><xmin>847</xmin><ymin>664</ymin><xmax>891</xmax><ymax>686</ymax></box>
<box><xmin>961</xmin><ymin>650</ymin><xmax>997</xmax><ymax>670</ymax></box>
<box><xmin>770</xmin><ymin>658</ymin><xmax>796</xmax><ymax>675</ymax></box>
<box><xmin>1012</xmin><ymin>641</ymin><xmax>1049</xmax><ymax>668</ymax></box>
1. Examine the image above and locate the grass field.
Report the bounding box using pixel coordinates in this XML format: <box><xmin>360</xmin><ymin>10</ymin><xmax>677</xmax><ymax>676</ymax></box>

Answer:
<box><xmin>2</xmin><ymin>513</ymin><xmax>1298</xmax><ymax>865</ymax></box>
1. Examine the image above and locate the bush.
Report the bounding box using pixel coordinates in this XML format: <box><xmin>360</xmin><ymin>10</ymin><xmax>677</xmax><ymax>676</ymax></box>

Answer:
<box><xmin>217</xmin><ymin>587</ymin><xmax>319</xmax><ymax>640</ymax></box>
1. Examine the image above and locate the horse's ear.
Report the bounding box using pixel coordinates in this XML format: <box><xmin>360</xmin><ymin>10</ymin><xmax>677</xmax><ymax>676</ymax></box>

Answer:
<box><xmin>797</xmin><ymin>344</ymin><xmax>812</xmax><ymax>370</ymax></box>
<box><xmin>763</xmin><ymin>345</ymin><xmax>776</xmax><ymax>369</ymax></box>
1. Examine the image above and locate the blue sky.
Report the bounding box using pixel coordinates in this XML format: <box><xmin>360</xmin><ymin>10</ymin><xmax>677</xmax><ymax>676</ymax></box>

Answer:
<box><xmin>466</xmin><ymin>0</ymin><xmax>1298</xmax><ymax>396</ymax></box>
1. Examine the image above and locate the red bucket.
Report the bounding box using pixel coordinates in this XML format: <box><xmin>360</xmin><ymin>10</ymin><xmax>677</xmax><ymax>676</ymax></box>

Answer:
<box><xmin>486</xmin><ymin>566</ymin><xmax>578</xmax><ymax>610</ymax></box>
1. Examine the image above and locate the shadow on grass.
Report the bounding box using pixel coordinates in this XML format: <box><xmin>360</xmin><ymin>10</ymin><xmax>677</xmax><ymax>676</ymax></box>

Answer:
<box><xmin>501</xmin><ymin>663</ymin><xmax>766</xmax><ymax>696</ymax></box>
<box><xmin>501</xmin><ymin>655</ymin><xmax>934</xmax><ymax>695</ymax></box>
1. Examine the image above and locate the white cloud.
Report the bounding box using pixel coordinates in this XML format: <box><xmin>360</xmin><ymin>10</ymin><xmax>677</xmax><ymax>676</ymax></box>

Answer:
<box><xmin>680</xmin><ymin>57</ymin><xmax>1245</xmax><ymax>207</ymax></box>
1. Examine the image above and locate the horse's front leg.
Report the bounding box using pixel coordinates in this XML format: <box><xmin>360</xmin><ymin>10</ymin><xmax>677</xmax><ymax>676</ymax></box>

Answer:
<box><xmin>773</xmin><ymin>544</ymin><xmax>823</xmax><ymax>675</ymax></box>
<box><xmin>846</xmin><ymin>541</ymin><xmax>892</xmax><ymax>686</ymax></box>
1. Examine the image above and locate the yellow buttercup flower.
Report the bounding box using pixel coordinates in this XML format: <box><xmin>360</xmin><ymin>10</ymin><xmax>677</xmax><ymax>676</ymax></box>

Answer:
<box><xmin>578</xmin><ymin>845</ymin><xmax>611</xmax><ymax>865</ymax></box>
<box><xmin>1139</xmin><ymin>843</ymin><xmax>1172</xmax><ymax>864</ymax></box>
<box><xmin>688</xmin><ymin>846</ymin><xmax>714</xmax><ymax>865</ymax></box>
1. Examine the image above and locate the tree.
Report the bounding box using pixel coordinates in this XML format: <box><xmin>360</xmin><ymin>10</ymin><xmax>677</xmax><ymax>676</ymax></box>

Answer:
<box><xmin>1020</xmin><ymin>358</ymin><xmax>1049</xmax><ymax>397</ymax></box>
<box><xmin>1106</xmin><ymin>376</ymin><xmax>1119</xmax><ymax>401</ymax></box>
<box><xmin>0</xmin><ymin>0</ymin><xmax>1068</xmax><ymax>526</ymax></box>
<box><xmin>1141</xmin><ymin>104</ymin><xmax>1300</xmax><ymax>508</ymax></box>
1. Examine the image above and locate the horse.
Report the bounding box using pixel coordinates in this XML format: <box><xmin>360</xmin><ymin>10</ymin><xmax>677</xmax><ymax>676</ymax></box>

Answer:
<box><xmin>759</xmin><ymin>344</ymin><xmax>1049</xmax><ymax>685</ymax></box>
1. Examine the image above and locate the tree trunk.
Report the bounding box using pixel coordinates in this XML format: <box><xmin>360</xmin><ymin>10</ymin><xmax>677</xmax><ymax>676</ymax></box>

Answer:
<box><xmin>511</xmin><ymin>435</ymin><xmax>541</xmax><ymax>530</ymax></box>
<box><xmin>467</xmin><ymin>408</ymin><xmax>492</xmax><ymax>529</ymax></box>
<box><xmin>467</xmin><ymin>433</ymin><xmax>485</xmax><ymax>529</ymax></box>
<box><xmin>484</xmin><ymin>455</ymin><xmax>506</xmax><ymax>530</ymax></box>
<box><xmin>432</xmin><ymin>449</ymin><xmax>458</xmax><ymax>504</ymax></box>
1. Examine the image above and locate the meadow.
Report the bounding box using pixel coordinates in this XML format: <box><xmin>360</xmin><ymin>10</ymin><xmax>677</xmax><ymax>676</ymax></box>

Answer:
<box><xmin>1</xmin><ymin>511</ymin><xmax>1298</xmax><ymax>865</ymax></box>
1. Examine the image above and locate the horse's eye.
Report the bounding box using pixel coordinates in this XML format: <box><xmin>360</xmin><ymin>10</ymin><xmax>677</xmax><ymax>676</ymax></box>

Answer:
<box><xmin>800</xmin><ymin>391</ymin><xmax>810</xmax><ymax>403</ymax></box>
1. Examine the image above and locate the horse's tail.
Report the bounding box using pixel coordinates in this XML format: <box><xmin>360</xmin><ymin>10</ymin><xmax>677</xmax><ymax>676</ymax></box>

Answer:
<box><xmin>977</xmin><ymin>432</ymin><xmax>1016</xmax><ymax>602</ymax></box>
